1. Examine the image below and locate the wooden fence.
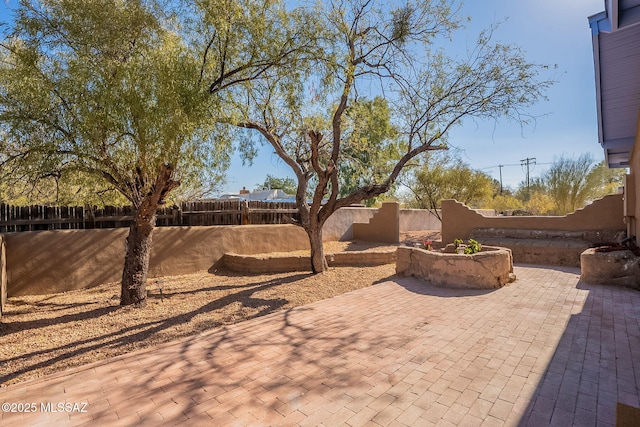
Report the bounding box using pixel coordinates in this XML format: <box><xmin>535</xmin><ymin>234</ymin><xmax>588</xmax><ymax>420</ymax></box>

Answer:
<box><xmin>0</xmin><ymin>200</ymin><xmax>300</xmax><ymax>232</ymax></box>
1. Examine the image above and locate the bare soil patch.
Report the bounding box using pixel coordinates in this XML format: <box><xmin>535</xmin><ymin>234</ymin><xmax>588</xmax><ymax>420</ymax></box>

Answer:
<box><xmin>594</xmin><ymin>243</ymin><xmax>640</xmax><ymax>256</ymax></box>
<box><xmin>0</xmin><ymin>232</ymin><xmax>439</xmax><ymax>387</ymax></box>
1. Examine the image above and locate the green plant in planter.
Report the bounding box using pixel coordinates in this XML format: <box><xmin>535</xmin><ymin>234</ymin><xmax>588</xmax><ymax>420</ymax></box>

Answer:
<box><xmin>465</xmin><ymin>239</ymin><xmax>482</xmax><ymax>254</ymax></box>
<box><xmin>453</xmin><ymin>238</ymin><xmax>482</xmax><ymax>254</ymax></box>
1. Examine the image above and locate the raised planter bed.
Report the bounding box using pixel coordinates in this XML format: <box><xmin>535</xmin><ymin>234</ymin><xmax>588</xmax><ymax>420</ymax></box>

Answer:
<box><xmin>396</xmin><ymin>245</ymin><xmax>515</xmax><ymax>289</ymax></box>
<box><xmin>580</xmin><ymin>247</ymin><xmax>640</xmax><ymax>289</ymax></box>
<box><xmin>222</xmin><ymin>249</ymin><xmax>396</xmax><ymax>273</ymax></box>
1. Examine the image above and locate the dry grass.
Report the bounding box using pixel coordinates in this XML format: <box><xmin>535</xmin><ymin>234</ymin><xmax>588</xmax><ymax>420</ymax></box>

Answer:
<box><xmin>0</xmin><ymin>232</ymin><xmax>439</xmax><ymax>387</ymax></box>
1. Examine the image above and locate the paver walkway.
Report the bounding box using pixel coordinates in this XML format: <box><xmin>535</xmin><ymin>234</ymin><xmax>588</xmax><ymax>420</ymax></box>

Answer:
<box><xmin>1</xmin><ymin>265</ymin><xmax>639</xmax><ymax>426</ymax></box>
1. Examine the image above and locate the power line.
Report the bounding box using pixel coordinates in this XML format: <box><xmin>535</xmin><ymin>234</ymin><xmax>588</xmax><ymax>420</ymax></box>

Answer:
<box><xmin>521</xmin><ymin>157</ymin><xmax>536</xmax><ymax>196</ymax></box>
<box><xmin>480</xmin><ymin>162</ymin><xmax>552</xmax><ymax>171</ymax></box>
<box><xmin>479</xmin><ymin>163</ymin><xmax>520</xmax><ymax>170</ymax></box>
<box><xmin>480</xmin><ymin>163</ymin><xmax>524</xmax><ymax>194</ymax></box>
<box><xmin>480</xmin><ymin>160</ymin><xmax>554</xmax><ymax>193</ymax></box>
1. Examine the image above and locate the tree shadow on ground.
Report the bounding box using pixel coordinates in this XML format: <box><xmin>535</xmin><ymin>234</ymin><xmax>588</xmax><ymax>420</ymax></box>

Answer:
<box><xmin>0</xmin><ymin>305</ymin><xmax>119</xmax><ymax>337</ymax></box>
<box><xmin>0</xmin><ymin>274</ymin><xmax>310</xmax><ymax>385</ymax></box>
<box><xmin>81</xmin><ymin>292</ymin><xmax>428</xmax><ymax>425</ymax></box>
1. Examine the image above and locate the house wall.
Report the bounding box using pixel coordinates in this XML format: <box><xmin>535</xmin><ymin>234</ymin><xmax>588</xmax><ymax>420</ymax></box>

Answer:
<box><xmin>441</xmin><ymin>194</ymin><xmax>625</xmax><ymax>244</ymax></box>
<box><xmin>629</xmin><ymin>139</ymin><xmax>639</xmax><ymax>239</ymax></box>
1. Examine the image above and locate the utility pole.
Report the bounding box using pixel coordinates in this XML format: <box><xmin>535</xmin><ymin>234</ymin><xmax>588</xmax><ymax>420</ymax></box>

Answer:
<box><xmin>498</xmin><ymin>165</ymin><xmax>504</xmax><ymax>194</ymax></box>
<box><xmin>520</xmin><ymin>157</ymin><xmax>536</xmax><ymax>197</ymax></box>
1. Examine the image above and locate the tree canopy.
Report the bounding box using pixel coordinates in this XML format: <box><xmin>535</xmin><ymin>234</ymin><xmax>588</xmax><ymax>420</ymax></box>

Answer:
<box><xmin>339</xmin><ymin>97</ymin><xmax>401</xmax><ymax>206</ymax></box>
<box><xmin>402</xmin><ymin>152</ymin><xmax>495</xmax><ymax>218</ymax></box>
<box><xmin>402</xmin><ymin>154</ymin><xmax>625</xmax><ymax>216</ymax></box>
<box><xmin>0</xmin><ymin>1</ymin><xmax>229</xmax><ymax>206</ymax></box>
<box><xmin>0</xmin><ymin>0</ymin><xmax>313</xmax><ymax>306</ymax></box>
<box><xmin>538</xmin><ymin>155</ymin><xmax>625</xmax><ymax>215</ymax></box>
<box><xmin>256</xmin><ymin>174</ymin><xmax>298</xmax><ymax>195</ymax></box>
<box><xmin>0</xmin><ymin>0</ymin><xmax>233</xmax><ymax>306</ymax></box>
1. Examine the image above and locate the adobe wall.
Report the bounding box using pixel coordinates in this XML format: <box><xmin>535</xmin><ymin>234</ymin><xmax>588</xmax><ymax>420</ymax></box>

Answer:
<box><xmin>222</xmin><ymin>249</ymin><xmax>396</xmax><ymax>274</ymax></box>
<box><xmin>322</xmin><ymin>208</ymin><xmax>376</xmax><ymax>241</ymax></box>
<box><xmin>5</xmin><ymin>225</ymin><xmax>310</xmax><ymax>296</ymax></box>
<box><xmin>399</xmin><ymin>209</ymin><xmax>441</xmax><ymax>231</ymax></box>
<box><xmin>325</xmin><ymin>206</ymin><xmax>441</xmax><ymax>241</ymax></box>
<box><xmin>4</xmin><ymin>205</ymin><xmax>443</xmax><ymax>297</ymax></box>
<box><xmin>441</xmin><ymin>194</ymin><xmax>625</xmax><ymax>244</ymax></box>
<box><xmin>222</xmin><ymin>253</ymin><xmax>311</xmax><ymax>273</ymax></box>
<box><xmin>396</xmin><ymin>246</ymin><xmax>515</xmax><ymax>289</ymax></box>
<box><xmin>352</xmin><ymin>202</ymin><xmax>400</xmax><ymax>243</ymax></box>
<box><xmin>581</xmin><ymin>248</ymin><xmax>640</xmax><ymax>289</ymax></box>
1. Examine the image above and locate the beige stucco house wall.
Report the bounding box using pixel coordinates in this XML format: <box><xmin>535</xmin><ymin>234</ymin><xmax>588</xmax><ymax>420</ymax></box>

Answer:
<box><xmin>628</xmin><ymin>125</ymin><xmax>639</xmax><ymax>239</ymax></box>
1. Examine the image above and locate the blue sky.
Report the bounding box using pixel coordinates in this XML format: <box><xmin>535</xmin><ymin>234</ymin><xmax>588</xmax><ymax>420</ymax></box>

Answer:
<box><xmin>0</xmin><ymin>0</ymin><xmax>607</xmax><ymax>195</ymax></box>
<box><xmin>445</xmin><ymin>0</ymin><xmax>606</xmax><ymax>191</ymax></box>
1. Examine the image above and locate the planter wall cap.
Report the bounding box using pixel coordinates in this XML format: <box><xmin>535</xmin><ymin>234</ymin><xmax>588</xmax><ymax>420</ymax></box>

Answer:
<box><xmin>396</xmin><ymin>245</ymin><xmax>515</xmax><ymax>289</ymax></box>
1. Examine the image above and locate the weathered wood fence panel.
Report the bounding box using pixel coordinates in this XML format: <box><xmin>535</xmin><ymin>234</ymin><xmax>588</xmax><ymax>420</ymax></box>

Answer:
<box><xmin>0</xmin><ymin>200</ymin><xmax>300</xmax><ymax>232</ymax></box>
<box><xmin>0</xmin><ymin>204</ymin><xmax>85</xmax><ymax>232</ymax></box>
<box><xmin>247</xmin><ymin>201</ymin><xmax>299</xmax><ymax>225</ymax></box>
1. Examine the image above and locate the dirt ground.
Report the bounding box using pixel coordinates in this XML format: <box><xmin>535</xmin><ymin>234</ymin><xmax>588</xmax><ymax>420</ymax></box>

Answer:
<box><xmin>0</xmin><ymin>231</ymin><xmax>440</xmax><ymax>387</ymax></box>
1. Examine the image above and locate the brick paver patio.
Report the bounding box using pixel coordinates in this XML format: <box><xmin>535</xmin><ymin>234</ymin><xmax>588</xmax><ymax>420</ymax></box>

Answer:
<box><xmin>1</xmin><ymin>265</ymin><xmax>639</xmax><ymax>426</ymax></box>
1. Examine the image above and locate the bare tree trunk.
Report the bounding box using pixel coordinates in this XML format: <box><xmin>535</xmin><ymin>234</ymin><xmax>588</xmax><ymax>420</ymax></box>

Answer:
<box><xmin>120</xmin><ymin>209</ymin><xmax>156</xmax><ymax>307</ymax></box>
<box><xmin>307</xmin><ymin>225</ymin><xmax>327</xmax><ymax>273</ymax></box>
<box><xmin>120</xmin><ymin>163</ymin><xmax>178</xmax><ymax>307</ymax></box>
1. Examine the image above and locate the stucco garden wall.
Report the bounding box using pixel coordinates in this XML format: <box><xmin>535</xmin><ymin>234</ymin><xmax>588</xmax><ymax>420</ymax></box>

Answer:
<box><xmin>322</xmin><ymin>208</ymin><xmax>376</xmax><ymax>241</ymax></box>
<box><xmin>5</xmin><ymin>204</ymin><xmax>442</xmax><ymax>297</ymax></box>
<box><xmin>223</xmin><ymin>250</ymin><xmax>396</xmax><ymax>274</ymax></box>
<box><xmin>323</xmin><ymin>206</ymin><xmax>441</xmax><ymax>241</ymax></box>
<box><xmin>399</xmin><ymin>209</ymin><xmax>442</xmax><ymax>231</ymax></box>
<box><xmin>581</xmin><ymin>248</ymin><xmax>640</xmax><ymax>289</ymax></box>
<box><xmin>5</xmin><ymin>225</ymin><xmax>310</xmax><ymax>296</ymax></box>
<box><xmin>353</xmin><ymin>202</ymin><xmax>400</xmax><ymax>243</ymax></box>
<box><xmin>442</xmin><ymin>194</ymin><xmax>625</xmax><ymax>244</ymax></box>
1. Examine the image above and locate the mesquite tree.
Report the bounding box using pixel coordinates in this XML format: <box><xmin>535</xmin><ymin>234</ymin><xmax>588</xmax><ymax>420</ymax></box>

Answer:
<box><xmin>402</xmin><ymin>152</ymin><xmax>496</xmax><ymax>219</ymax></box>
<box><xmin>232</xmin><ymin>0</ymin><xmax>555</xmax><ymax>273</ymax></box>
<box><xmin>540</xmin><ymin>155</ymin><xmax>625</xmax><ymax>215</ymax></box>
<box><xmin>0</xmin><ymin>0</ymin><xmax>311</xmax><ymax>306</ymax></box>
<box><xmin>0</xmin><ymin>1</ymin><xmax>225</xmax><ymax>307</ymax></box>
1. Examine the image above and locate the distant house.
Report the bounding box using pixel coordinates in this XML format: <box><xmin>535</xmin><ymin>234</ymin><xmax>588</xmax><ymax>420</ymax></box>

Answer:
<box><xmin>244</xmin><ymin>189</ymin><xmax>294</xmax><ymax>202</ymax></box>
<box><xmin>589</xmin><ymin>0</ymin><xmax>640</xmax><ymax>241</ymax></box>
<box><xmin>217</xmin><ymin>189</ymin><xmax>294</xmax><ymax>202</ymax></box>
